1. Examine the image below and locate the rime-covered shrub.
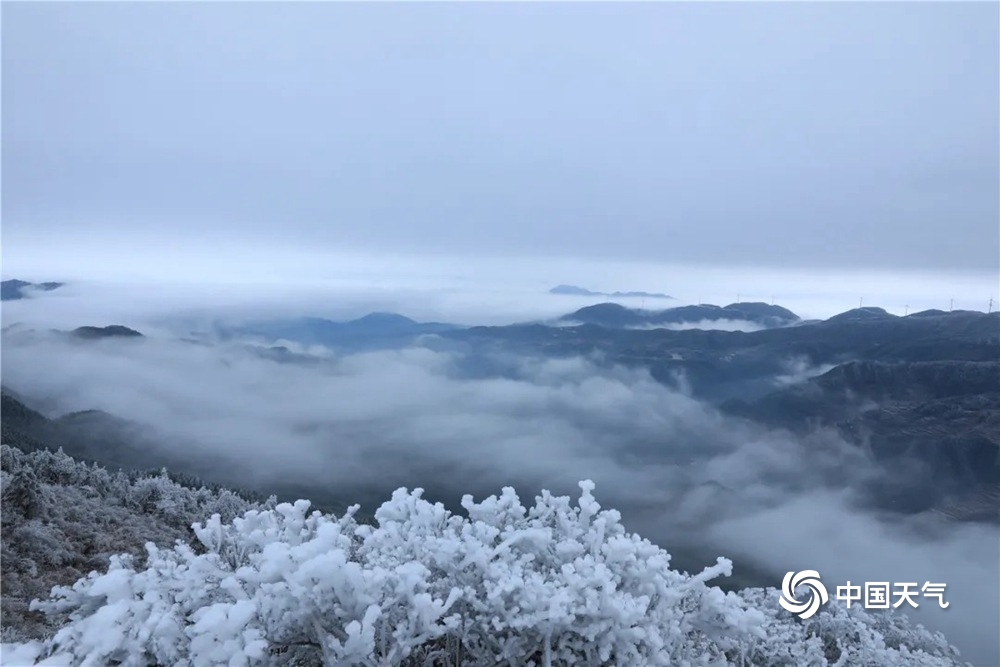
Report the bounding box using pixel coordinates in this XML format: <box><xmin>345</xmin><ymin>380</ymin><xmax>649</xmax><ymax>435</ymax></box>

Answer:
<box><xmin>2</xmin><ymin>476</ymin><xmax>971</xmax><ymax>667</ymax></box>
<box><xmin>727</xmin><ymin>587</ymin><xmax>967</xmax><ymax>667</ymax></box>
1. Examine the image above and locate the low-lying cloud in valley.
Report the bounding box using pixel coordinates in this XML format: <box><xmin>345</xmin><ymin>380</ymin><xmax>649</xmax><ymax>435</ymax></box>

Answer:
<box><xmin>626</xmin><ymin>319</ymin><xmax>770</xmax><ymax>333</ymax></box>
<box><xmin>2</xmin><ymin>307</ymin><xmax>997</xmax><ymax>664</ymax></box>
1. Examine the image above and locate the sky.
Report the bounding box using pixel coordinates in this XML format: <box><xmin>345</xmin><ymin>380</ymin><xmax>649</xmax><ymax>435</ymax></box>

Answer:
<box><xmin>3</xmin><ymin>1</ymin><xmax>999</xmax><ymax>290</ymax></box>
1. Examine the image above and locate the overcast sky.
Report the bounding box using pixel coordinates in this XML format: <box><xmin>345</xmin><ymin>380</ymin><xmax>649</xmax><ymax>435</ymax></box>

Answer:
<box><xmin>3</xmin><ymin>2</ymin><xmax>998</xmax><ymax>278</ymax></box>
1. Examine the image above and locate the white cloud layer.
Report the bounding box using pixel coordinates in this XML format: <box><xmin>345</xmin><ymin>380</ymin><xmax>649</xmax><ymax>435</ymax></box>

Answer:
<box><xmin>2</xmin><ymin>323</ymin><xmax>996</xmax><ymax>663</ymax></box>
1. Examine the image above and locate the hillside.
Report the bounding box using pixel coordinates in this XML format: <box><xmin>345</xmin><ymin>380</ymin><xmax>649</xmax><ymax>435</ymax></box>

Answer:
<box><xmin>722</xmin><ymin>361</ymin><xmax>1000</xmax><ymax>519</ymax></box>
<box><xmin>0</xmin><ymin>445</ymin><xmax>266</xmax><ymax>643</ymax></box>
<box><xmin>1</xmin><ymin>391</ymin><xmax>220</xmax><ymax>481</ymax></box>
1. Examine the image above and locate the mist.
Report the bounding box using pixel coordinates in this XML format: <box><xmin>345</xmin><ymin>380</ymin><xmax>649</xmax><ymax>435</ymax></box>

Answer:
<box><xmin>2</xmin><ymin>251</ymin><xmax>997</xmax><ymax>332</ymax></box>
<box><xmin>2</xmin><ymin>313</ymin><xmax>996</xmax><ymax>664</ymax></box>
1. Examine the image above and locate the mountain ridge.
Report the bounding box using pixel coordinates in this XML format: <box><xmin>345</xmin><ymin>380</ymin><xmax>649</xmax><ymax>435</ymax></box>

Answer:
<box><xmin>549</xmin><ymin>284</ymin><xmax>674</xmax><ymax>299</ymax></box>
<box><xmin>558</xmin><ymin>301</ymin><xmax>799</xmax><ymax>329</ymax></box>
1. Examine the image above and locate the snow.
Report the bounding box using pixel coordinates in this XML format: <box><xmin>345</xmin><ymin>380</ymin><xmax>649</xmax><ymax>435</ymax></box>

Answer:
<box><xmin>6</xmin><ymin>480</ymin><xmax>970</xmax><ymax>666</ymax></box>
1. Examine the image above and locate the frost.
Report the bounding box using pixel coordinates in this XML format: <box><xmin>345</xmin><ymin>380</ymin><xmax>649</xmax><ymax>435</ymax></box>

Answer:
<box><xmin>0</xmin><ymin>447</ymin><xmax>969</xmax><ymax>667</ymax></box>
<box><xmin>0</xmin><ymin>444</ymin><xmax>265</xmax><ymax>644</ymax></box>
<box><xmin>6</xmin><ymin>472</ymin><xmax>970</xmax><ymax>666</ymax></box>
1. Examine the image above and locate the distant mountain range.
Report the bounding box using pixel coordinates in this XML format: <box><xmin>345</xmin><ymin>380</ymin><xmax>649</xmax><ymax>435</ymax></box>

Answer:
<box><xmin>558</xmin><ymin>301</ymin><xmax>799</xmax><ymax>329</ymax></box>
<box><xmin>549</xmin><ymin>285</ymin><xmax>673</xmax><ymax>299</ymax></box>
<box><xmin>227</xmin><ymin>312</ymin><xmax>459</xmax><ymax>351</ymax></box>
<box><xmin>2</xmin><ymin>302</ymin><xmax>997</xmax><ymax>524</ymax></box>
<box><xmin>228</xmin><ymin>301</ymin><xmax>799</xmax><ymax>351</ymax></box>
<box><xmin>1</xmin><ymin>279</ymin><xmax>64</xmax><ymax>301</ymax></box>
<box><xmin>2</xmin><ymin>324</ymin><xmax>144</xmax><ymax>341</ymax></box>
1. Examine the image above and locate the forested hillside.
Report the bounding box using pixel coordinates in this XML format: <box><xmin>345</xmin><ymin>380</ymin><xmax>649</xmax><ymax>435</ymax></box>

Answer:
<box><xmin>0</xmin><ymin>445</ymin><xmax>269</xmax><ymax>644</ymax></box>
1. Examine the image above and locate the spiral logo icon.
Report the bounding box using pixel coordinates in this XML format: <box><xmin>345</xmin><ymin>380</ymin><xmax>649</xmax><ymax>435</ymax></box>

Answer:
<box><xmin>779</xmin><ymin>570</ymin><xmax>828</xmax><ymax>619</ymax></box>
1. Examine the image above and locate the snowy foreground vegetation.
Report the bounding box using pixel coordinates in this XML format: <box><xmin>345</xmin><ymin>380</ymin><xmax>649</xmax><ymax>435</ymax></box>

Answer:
<box><xmin>1</xmin><ymin>445</ymin><xmax>969</xmax><ymax>666</ymax></box>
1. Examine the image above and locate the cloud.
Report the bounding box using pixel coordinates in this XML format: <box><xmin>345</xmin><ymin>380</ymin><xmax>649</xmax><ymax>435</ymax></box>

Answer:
<box><xmin>709</xmin><ymin>494</ymin><xmax>1000</xmax><ymax>666</ymax></box>
<box><xmin>627</xmin><ymin>319</ymin><xmax>770</xmax><ymax>333</ymax></box>
<box><xmin>2</xmin><ymin>321</ymin><xmax>996</xmax><ymax>663</ymax></box>
<box><xmin>4</xmin><ymin>3</ymin><xmax>998</xmax><ymax>272</ymax></box>
<box><xmin>2</xmin><ymin>257</ymin><xmax>997</xmax><ymax>331</ymax></box>
<box><xmin>772</xmin><ymin>356</ymin><xmax>838</xmax><ymax>387</ymax></box>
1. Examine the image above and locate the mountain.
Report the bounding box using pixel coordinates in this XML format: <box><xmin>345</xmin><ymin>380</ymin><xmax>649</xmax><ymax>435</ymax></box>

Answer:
<box><xmin>1</xmin><ymin>279</ymin><xmax>64</xmax><ymax>301</ymax></box>
<box><xmin>452</xmin><ymin>308</ymin><xmax>997</xmax><ymax>402</ymax></box>
<box><xmin>559</xmin><ymin>303</ymin><xmax>648</xmax><ymax>327</ymax></box>
<box><xmin>231</xmin><ymin>312</ymin><xmax>459</xmax><ymax>351</ymax></box>
<box><xmin>0</xmin><ymin>391</ymin><xmax>51</xmax><ymax>454</ymax></box>
<box><xmin>559</xmin><ymin>301</ymin><xmax>799</xmax><ymax>329</ymax></box>
<box><xmin>5</xmin><ymin>306</ymin><xmax>998</xmax><ymax>521</ymax></box>
<box><xmin>825</xmin><ymin>306</ymin><xmax>895</xmax><ymax>322</ymax></box>
<box><xmin>2</xmin><ymin>391</ymin><xmax>178</xmax><ymax>471</ymax></box>
<box><xmin>0</xmin><ymin>325</ymin><xmax>145</xmax><ymax>347</ymax></box>
<box><xmin>549</xmin><ymin>284</ymin><xmax>673</xmax><ymax>299</ymax></box>
<box><xmin>0</xmin><ymin>391</ymin><xmax>270</xmax><ymax>496</ymax></box>
<box><xmin>444</xmin><ymin>308</ymin><xmax>1000</xmax><ymax>520</ymax></box>
<box><xmin>722</xmin><ymin>360</ymin><xmax>1000</xmax><ymax>519</ymax></box>
<box><xmin>71</xmin><ymin>325</ymin><xmax>144</xmax><ymax>339</ymax></box>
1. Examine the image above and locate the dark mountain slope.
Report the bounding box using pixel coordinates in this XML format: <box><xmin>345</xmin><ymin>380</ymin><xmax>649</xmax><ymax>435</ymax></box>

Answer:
<box><xmin>723</xmin><ymin>360</ymin><xmax>1000</xmax><ymax>519</ymax></box>
<box><xmin>0</xmin><ymin>392</ymin><xmax>51</xmax><ymax>454</ymax></box>
<box><xmin>1</xmin><ymin>392</ymin><xmax>235</xmax><ymax>485</ymax></box>
<box><xmin>560</xmin><ymin>303</ymin><xmax>646</xmax><ymax>327</ymax></box>
<box><xmin>71</xmin><ymin>325</ymin><xmax>144</xmax><ymax>339</ymax></box>
<box><xmin>559</xmin><ymin>301</ymin><xmax>798</xmax><ymax>329</ymax></box>
<box><xmin>1</xmin><ymin>279</ymin><xmax>64</xmax><ymax>301</ymax></box>
<box><xmin>449</xmin><ymin>310</ymin><xmax>999</xmax><ymax>401</ymax></box>
<box><xmin>0</xmin><ymin>391</ymin><xmax>357</xmax><ymax>517</ymax></box>
<box><xmin>444</xmin><ymin>309</ymin><xmax>1000</xmax><ymax>519</ymax></box>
